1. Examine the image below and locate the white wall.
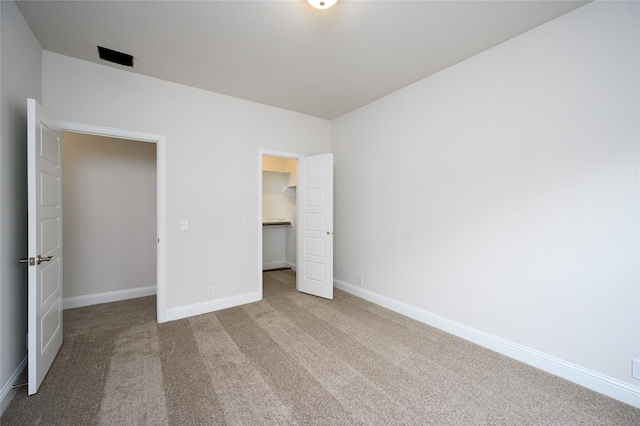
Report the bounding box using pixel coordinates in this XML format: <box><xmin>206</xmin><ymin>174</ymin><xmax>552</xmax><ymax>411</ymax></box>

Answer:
<box><xmin>263</xmin><ymin>225</ymin><xmax>287</xmax><ymax>270</ymax></box>
<box><xmin>262</xmin><ymin>171</ymin><xmax>290</xmax><ymax>221</ymax></box>
<box><xmin>332</xmin><ymin>0</ymin><xmax>639</xmax><ymax>405</ymax></box>
<box><xmin>0</xmin><ymin>0</ymin><xmax>43</xmax><ymax>413</ymax></box>
<box><xmin>42</xmin><ymin>52</ymin><xmax>330</xmax><ymax>316</ymax></box>
<box><xmin>62</xmin><ymin>133</ymin><xmax>156</xmax><ymax>305</ymax></box>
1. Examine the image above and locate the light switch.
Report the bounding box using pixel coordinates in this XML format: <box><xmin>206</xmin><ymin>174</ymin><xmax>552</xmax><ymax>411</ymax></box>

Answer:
<box><xmin>241</xmin><ymin>216</ymin><xmax>248</xmax><ymax>227</ymax></box>
<box><xmin>180</xmin><ymin>220</ymin><xmax>188</xmax><ymax>231</ymax></box>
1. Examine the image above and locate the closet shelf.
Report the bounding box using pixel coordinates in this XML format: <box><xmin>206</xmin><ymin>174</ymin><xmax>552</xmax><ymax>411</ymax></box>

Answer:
<box><xmin>263</xmin><ymin>220</ymin><xmax>292</xmax><ymax>226</ymax></box>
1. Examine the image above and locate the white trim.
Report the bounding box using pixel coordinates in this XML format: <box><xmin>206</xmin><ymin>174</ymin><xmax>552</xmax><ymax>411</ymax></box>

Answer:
<box><xmin>258</xmin><ymin>149</ymin><xmax>304</xmax><ymax>299</ymax></box>
<box><xmin>286</xmin><ymin>261</ymin><xmax>297</xmax><ymax>271</ymax></box>
<box><xmin>63</xmin><ymin>286</ymin><xmax>157</xmax><ymax>310</ymax></box>
<box><xmin>262</xmin><ymin>261</ymin><xmax>296</xmax><ymax>271</ymax></box>
<box><xmin>165</xmin><ymin>292</ymin><xmax>261</xmax><ymax>322</ymax></box>
<box><xmin>56</xmin><ymin>121</ymin><xmax>167</xmax><ymax>323</ymax></box>
<box><xmin>0</xmin><ymin>356</ymin><xmax>27</xmax><ymax>415</ymax></box>
<box><xmin>263</xmin><ymin>261</ymin><xmax>287</xmax><ymax>271</ymax></box>
<box><xmin>260</xmin><ymin>149</ymin><xmax>305</xmax><ymax>159</ymax></box>
<box><xmin>334</xmin><ymin>278</ymin><xmax>640</xmax><ymax>409</ymax></box>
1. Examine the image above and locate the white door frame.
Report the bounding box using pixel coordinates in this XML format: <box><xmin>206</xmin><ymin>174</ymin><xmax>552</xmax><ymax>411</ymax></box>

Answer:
<box><xmin>57</xmin><ymin>121</ymin><xmax>167</xmax><ymax>323</ymax></box>
<box><xmin>258</xmin><ymin>149</ymin><xmax>303</xmax><ymax>295</ymax></box>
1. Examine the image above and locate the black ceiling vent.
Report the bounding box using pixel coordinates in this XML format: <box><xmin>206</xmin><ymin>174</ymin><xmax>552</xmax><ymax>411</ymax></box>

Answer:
<box><xmin>97</xmin><ymin>46</ymin><xmax>134</xmax><ymax>67</ymax></box>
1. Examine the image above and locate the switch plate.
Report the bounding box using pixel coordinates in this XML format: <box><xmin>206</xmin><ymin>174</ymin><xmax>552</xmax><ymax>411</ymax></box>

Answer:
<box><xmin>241</xmin><ymin>216</ymin><xmax>248</xmax><ymax>227</ymax></box>
<box><xmin>180</xmin><ymin>220</ymin><xmax>188</xmax><ymax>231</ymax></box>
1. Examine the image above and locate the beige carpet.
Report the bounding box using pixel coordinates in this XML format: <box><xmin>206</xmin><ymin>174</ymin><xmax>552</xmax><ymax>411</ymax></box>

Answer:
<box><xmin>2</xmin><ymin>269</ymin><xmax>639</xmax><ymax>425</ymax></box>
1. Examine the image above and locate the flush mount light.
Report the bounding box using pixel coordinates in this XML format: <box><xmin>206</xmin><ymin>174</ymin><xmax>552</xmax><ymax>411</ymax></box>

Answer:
<box><xmin>307</xmin><ymin>0</ymin><xmax>337</xmax><ymax>10</ymax></box>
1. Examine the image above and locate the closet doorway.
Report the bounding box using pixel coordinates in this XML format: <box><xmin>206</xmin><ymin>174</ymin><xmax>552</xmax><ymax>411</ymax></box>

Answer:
<box><xmin>258</xmin><ymin>149</ymin><xmax>334</xmax><ymax>300</ymax></box>
<box><xmin>259</xmin><ymin>150</ymin><xmax>302</xmax><ymax>297</ymax></box>
<box><xmin>62</xmin><ymin>132</ymin><xmax>158</xmax><ymax>310</ymax></box>
<box><xmin>50</xmin><ymin>121</ymin><xmax>166</xmax><ymax>322</ymax></box>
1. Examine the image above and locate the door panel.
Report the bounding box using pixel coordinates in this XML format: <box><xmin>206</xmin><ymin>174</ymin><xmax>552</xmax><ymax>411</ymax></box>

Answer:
<box><xmin>41</xmin><ymin>260</ymin><xmax>60</xmax><ymax>303</ymax></box>
<box><xmin>27</xmin><ymin>98</ymin><xmax>63</xmax><ymax>395</ymax></box>
<box><xmin>296</xmin><ymin>153</ymin><xmax>333</xmax><ymax>299</ymax></box>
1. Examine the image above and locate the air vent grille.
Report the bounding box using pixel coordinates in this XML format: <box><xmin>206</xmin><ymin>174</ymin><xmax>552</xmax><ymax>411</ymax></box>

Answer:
<box><xmin>97</xmin><ymin>46</ymin><xmax>133</xmax><ymax>67</ymax></box>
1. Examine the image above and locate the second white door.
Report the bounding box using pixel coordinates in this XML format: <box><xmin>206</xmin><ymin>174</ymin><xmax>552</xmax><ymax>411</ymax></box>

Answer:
<box><xmin>26</xmin><ymin>98</ymin><xmax>63</xmax><ymax>395</ymax></box>
<box><xmin>296</xmin><ymin>153</ymin><xmax>333</xmax><ymax>299</ymax></box>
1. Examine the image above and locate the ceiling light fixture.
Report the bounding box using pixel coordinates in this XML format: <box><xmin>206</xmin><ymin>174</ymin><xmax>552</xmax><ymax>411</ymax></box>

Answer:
<box><xmin>307</xmin><ymin>0</ymin><xmax>337</xmax><ymax>10</ymax></box>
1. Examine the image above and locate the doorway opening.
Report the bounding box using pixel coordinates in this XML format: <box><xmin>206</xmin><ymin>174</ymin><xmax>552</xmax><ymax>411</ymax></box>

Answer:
<box><xmin>61</xmin><ymin>132</ymin><xmax>156</xmax><ymax>310</ymax></box>
<box><xmin>258</xmin><ymin>149</ymin><xmax>334</xmax><ymax>300</ymax></box>
<box><xmin>58</xmin><ymin>121</ymin><xmax>166</xmax><ymax>322</ymax></box>
<box><xmin>258</xmin><ymin>150</ymin><xmax>302</xmax><ymax>298</ymax></box>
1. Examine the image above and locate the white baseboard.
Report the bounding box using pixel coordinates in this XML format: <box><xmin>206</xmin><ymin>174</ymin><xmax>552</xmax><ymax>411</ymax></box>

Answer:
<box><xmin>263</xmin><ymin>260</ymin><xmax>287</xmax><ymax>270</ymax></box>
<box><xmin>165</xmin><ymin>291</ymin><xmax>261</xmax><ymax>322</ymax></box>
<box><xmin>334</xmin><ymin>279</ymin><xmax>640</xmax><ymax>409</ymax></box>
<box><xmin>263</xmin><ymin>261</ymin><xmax>296</xmax><ymax>271</ymax></box>
<box><xmin>63</xmin><ymin>286</ymin><xmax>157</xmax><ymax>310</ymax></box>
<box><xmin>0</xmin><ymin>356</ymin><xmax>27</xmax><ymax>415</ymax></box>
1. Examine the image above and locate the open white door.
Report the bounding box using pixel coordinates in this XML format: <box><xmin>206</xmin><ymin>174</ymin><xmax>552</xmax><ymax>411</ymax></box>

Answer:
<box><xmin>24</xmin><ymin>99</ymin><xmax>63</xmax><ymax>395</ymax></box>
<box><xmin>296</xmin><ymin>153</ymin><xmax>333</xmax><ymax>299</ymax></box>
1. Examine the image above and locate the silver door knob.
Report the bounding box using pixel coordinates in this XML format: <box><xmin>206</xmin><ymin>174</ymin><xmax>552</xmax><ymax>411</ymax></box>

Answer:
<box><xmin>18</xmin><ymin>255</ymin><xmax>51</xmax><ymax>266</ymax></box>
<box><xmin>37</xmin><ymin>255</ymin><xmax>53</xmax><ymax>265</ymax></box>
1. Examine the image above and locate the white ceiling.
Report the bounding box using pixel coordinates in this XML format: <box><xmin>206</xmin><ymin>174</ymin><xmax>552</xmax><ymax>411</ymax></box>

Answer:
<box><xmin>16</xmin><ymin>0</ymin><xmax>589</xmax><ymax>120</ymax></box>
